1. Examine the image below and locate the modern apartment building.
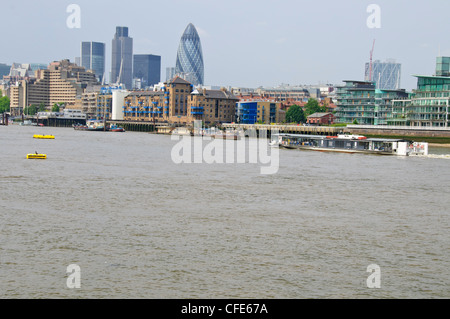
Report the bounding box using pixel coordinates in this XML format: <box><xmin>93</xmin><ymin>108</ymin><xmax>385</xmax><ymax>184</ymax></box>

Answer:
<box><xmin>81</xmin><ymin>41</ymin><xmax>106</xmax><ymax>83</ymax></box>
<box><xmin>133</xmin><ymin>54</ymin><xmax>161</xmax><ymax>88</ymax></box>
<box><xmin>111</xmin><ymin>26</ymin><xmax>133</xmax><ymax>89</ymax></box>
<box><xmin>123</xmin><ymin>76</ymin><xmax>238</xmax><ymax>125</ymax></box>
<box><xmin>389</xmin><ymin>57</ymin><xmax>450</xmax><ymax>127</ymax></box>
<box><xmin>335</xmin><ymin>80</ymin><xmax>408</xmax><ymax>125</ymax></box>
<box><xmin>236</xmin><ymin>99</ymin><xmax>285</xmax><ymax>124</ymax></box>
<box><xmin>9</xmin><ymin>59</ymin><xmax>98</xmax><ymax>116</ymax></box>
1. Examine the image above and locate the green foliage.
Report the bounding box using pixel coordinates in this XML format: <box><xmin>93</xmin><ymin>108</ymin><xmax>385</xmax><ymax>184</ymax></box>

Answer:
<box><xmin>0</xmin><ymin>96</ymin><xmax>10</xmax><ymax>113</ymax></box>
<box><xmin>52</xmin><ymin>103</ymin><xmax>60</xmax><ymax>112</ymax></box>
<box><xmin>24</xmin><ymin>104</ymin><xmax>37</xmax><ymax>115</ymax></box>
<box><xmin>38</xmin><ymin>103</ymin><xmax>46</xmax><ymax>112</ymax></box>
<box><xmin>352</xmin><ymin>119</ymin><xmax>359</xmax><ymax>124</ymax></box>
<box><xmin>285</xmin><ymin>104</ymin><xmax>305</xmax><ymax>124</ymax></box>
<box><xmin>304</xmin><ymin>98</ymin><xmax>327</xmax><ymax>116</ymax></box>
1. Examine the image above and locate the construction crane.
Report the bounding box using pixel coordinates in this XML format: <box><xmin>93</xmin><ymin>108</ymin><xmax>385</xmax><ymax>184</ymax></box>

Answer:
<box><xmin>369</xmin><ymin>39</ymin><xmax>376</xmax><ymax>82</ymax></box>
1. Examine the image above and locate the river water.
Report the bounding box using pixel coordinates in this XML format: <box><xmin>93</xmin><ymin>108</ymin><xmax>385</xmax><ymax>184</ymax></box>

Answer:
<box><xmin>0</xmin><ymin>125</ymin><xmax>449</xmax><ymax>299</ymax></box>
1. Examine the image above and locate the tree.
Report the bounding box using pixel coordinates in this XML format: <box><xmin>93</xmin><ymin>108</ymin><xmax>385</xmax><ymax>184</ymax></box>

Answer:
<box><xmin>304</xmin><ymin>98</ymin><xmax>327</xmax><ymax>116</ymax></box>
<box><xmin>0</xmin><ymin>96</ymin><xmax>10</xmax><ymax>113</ymax></box>
<box><xmin>24</xmin><ymin>105</ymin><xmax>37</xmax><ymax>116</ymax></box>
<box><xmin>52</xmin><ymin>103</ymin><xmax>60</xmax><ymax>112</ymax></box>
<box><xmin>38</xmin><ymin>102</ymin><xmax>46</xmax><ymax>112</ymax></box>
<box><xmin>285</xmin><ymin>105</ymin><xmax>305</xmax><ymax>124</ymax></box>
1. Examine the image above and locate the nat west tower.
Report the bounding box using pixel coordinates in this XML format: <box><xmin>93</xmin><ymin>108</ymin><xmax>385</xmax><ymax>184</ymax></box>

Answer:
<box><xmin>111</xmin><ymin>26</ymin><xmax>133</xmax><ymax>89</ymax></box>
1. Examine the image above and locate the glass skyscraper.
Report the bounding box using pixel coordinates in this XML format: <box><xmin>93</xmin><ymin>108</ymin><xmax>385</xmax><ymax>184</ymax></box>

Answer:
<box><xmin>175</xmin><ymin>23</ymin><xmax>204</xmax><ymax>86</ymax></box>
<box><xmin>81</xmin><ymin>41</ymin><xmax>105</xmax><ymax>83</ymax></box>
<box><xmin>111</xmin><ymin>26</ymin><xmax>133</xmax><ymax>89</ymax></box>
<box><xmin>133</xmin><ymin>54</ymin><xmax>161</xmax><ymax>88</ymax></box>
<box><xmin>365</xmin><ymin>59</ymin><xmax>401</xmax><ymax>90</ymax></box>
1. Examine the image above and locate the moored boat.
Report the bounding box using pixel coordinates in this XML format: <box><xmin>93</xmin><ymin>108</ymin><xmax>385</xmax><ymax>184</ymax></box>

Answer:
<box><xmin>109</xmin><ymin>124</ymin><xmax>125</xmax><ymax>132</ymax></box>
<box><xmin>272</xmin><ymin>133</ymin><xmax>428</xmax><ymax>156</ymax></box>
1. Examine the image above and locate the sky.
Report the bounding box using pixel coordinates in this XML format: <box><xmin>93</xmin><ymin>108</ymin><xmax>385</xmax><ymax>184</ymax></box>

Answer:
<box><xmin>2</xmin><ymin>0</ymin><xmax>450</xmax><ymax>91</ymax></box>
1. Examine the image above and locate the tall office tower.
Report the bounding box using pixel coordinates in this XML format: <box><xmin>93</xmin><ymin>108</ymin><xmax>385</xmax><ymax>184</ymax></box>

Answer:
<box><xmin>166</xmin><ymin>67</ymin><xmax>176</xmax><ymax>82</ymax></box>
<box><xmin>175</xmin><ymin>23</ymin><xmax>204</xmax><ymax>86</ymax></box>
<box><xmin>365</xmin><ymin>59</ymin><xmax>401</xmax><ymax>90</ymax></box>
<box><xmin>133</xmin><ymin>54</ymin><xmax>161</xmax><ymax>88</ymax></box>
<box><xmin>111</xmin><ymin>26</ymin><xmax>133</xmax><ymax>89</ymax></box>
<box><xmin>81</xmin><ymin>41</ymin><xmax>106</xmax><ymax>83</ymax></box>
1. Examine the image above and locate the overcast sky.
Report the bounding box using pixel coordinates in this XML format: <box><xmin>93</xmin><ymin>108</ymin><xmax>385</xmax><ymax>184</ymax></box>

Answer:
<box><xmin>2</xmin><ymin>0</ymin><xmax>449</xmax><ymax>90</ymax></box>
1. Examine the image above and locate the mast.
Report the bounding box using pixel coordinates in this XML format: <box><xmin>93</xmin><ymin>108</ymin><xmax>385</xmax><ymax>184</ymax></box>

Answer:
<box><xmin>369</xmin><ymin>39</ymin><xmax>376</xmax><ymax>82</ymax></box>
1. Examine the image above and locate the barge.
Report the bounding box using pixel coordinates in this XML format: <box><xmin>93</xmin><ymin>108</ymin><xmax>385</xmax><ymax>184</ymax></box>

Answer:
<box><xmin>272</xmin><ymin>133</ymin><xmax>428</xmax><ymax>156</ymax></box>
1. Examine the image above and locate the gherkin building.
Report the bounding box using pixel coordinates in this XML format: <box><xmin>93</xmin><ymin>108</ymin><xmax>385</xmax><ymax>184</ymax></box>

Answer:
<box><xmin>175</xmin><ymin>23</ymin><xmax>204</xmax><ymax>86</ymax></box>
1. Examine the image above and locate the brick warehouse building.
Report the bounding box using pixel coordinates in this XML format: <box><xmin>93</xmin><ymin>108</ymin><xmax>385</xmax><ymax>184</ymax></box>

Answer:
<box><xmin>123</xmin><ymin>76</ymin><xmax>238</xmax><ymax>125</ymax></box>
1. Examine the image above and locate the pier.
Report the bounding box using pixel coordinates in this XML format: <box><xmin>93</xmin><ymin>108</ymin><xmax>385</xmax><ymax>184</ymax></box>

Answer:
<box><xmin>106</xmin><ymin>120</ymin><xmax>172</xmax><ymax>133</ymax></box>
<box><xmin>222</xmin><ymin>123</ymin><xmax>346</xmax><ymax>137</ymax></box>
<box><xmin>37</xmin><ymin>117</ymin><xmax>86</xmax><ymax>127</ymax></box>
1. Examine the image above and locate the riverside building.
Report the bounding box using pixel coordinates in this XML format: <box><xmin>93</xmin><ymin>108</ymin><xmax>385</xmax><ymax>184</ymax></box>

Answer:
<box><xmin>235</xmin><ymin>99</ymin><xmax>285</xmax><ymax>124</ymax></box>
<box><xmin>389</xmin><ymin>57</ymin><xmax>450</xmax><ymax>127</ymax></box>
<box><xmin>335</xmin><ymin>80</ymin><xmax>408</xmax><ymax>125</ymax></box>
<box><xmin>9</xmin><ymin>59</ymin><xmax>99</xmax><ymax>116</ymax></box>
<box><xmin>123</xmin><ymin>76</ymin><xmax>238</xmax><ymax>125</ymax></box>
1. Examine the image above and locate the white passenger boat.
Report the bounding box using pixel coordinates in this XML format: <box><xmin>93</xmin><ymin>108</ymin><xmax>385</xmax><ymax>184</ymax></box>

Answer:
<box><xmin>272</xmin><ymin>133</ymin><xmax>428</xmax><ymax>156</ymax></box>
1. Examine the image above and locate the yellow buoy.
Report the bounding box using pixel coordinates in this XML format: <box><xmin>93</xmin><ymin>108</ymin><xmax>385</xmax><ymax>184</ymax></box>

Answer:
<box><xmin>33</xmin><ymin>135</ymin><xmax>55</xmax><ymax>139</ymax></box>
<box><xmin>27</xmin><ymin>154</ymin><xmax>47</xmax><ymax>159</ymax></box>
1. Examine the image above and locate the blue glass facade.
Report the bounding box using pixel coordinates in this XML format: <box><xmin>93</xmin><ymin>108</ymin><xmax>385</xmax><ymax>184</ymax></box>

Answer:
<box><xmin>133</xmin><ymin>54</ymin><xmax>161</xmax><ymax>88</ymax></box>
<box><xmin>81</xmin><ymin>41</ymin><xmax>105</xmax><ymax>83</ymax></box>
<box><xmin>237</xmin><ymin>102</ymin><xmax>258</xmax><ymax>124</ymax></box>
<box><xmin>175</xmin><ymin>23</ymin><xmax>204</xmax><ymax>86</ymax></box>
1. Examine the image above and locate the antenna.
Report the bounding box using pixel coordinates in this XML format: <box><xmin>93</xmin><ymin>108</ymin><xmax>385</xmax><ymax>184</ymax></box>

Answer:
<box><xmin>369</xmin><ymin>39</ymin><xmax>376</xmax><ymax>82</ymax></box>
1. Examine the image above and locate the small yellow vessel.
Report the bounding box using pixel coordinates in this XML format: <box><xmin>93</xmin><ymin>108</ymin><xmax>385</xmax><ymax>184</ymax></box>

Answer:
<box><xmin>33</xmin><ymin>134</ymin><xmax>55</xmax><ymax>139</ymax></box>
<box><xmin>27</xmin><ymin>153</ymin><xmax>47</xmax><ymax>159</ymax></box>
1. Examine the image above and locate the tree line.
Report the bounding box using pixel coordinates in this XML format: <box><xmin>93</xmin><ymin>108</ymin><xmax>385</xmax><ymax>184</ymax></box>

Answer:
<box><xmin>22</xmin><ymin>103</ymin><xmax>62</xmax><ymax>115</ymax></box>
<box><xmin>285</xmin><ymin>98</ymin><xmax>329</xmax><ymax>124</ymax></box>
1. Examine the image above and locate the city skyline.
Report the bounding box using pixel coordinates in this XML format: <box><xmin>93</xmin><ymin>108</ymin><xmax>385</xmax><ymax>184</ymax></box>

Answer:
<box><xmin>2</xmin><ymin>0</ymin><xmax>450</xmax><ymax>91</ymax></box>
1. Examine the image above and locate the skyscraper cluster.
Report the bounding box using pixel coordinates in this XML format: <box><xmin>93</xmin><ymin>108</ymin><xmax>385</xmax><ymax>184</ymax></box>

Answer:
<box><xmin>77</xmin><ymin>23</ymin><xmax>204</xmax><ymax>89</ymax></box>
